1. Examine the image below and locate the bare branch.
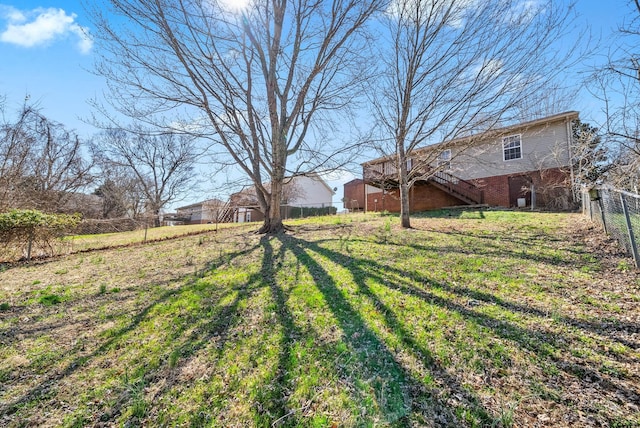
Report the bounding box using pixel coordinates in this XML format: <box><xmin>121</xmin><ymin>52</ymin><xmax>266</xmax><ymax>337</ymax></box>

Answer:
<box><xmin>90</xmin><ymin>0</ymin><xmax>383</xmax><ymax>232</ymax></box>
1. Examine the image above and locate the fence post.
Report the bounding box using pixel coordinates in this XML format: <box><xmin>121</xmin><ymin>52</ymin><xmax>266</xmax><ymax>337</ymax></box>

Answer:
<box><xmin>26</xmin><ymin>229</ymin><xmax>34</xmax><ymax>262</ymax></box>
<box><xmin>598</xmin><ymin>190</ymin><xmax>608</xmax><ymax>235</ymax></box>
<box><xmin>620</xmin><ymin>193</ymin><xmax>640</xmax><ymax>269</ymax></box>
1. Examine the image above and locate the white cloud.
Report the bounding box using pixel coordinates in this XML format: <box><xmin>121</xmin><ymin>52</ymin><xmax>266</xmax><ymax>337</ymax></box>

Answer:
<box><xmin>385</xmin><ymin>0</ymin><xmax>482</xmax><ymax>29</ymax></box>
<box><xmin>0</xmin><ymin>6</ymin><xmax>93</xmax><ymax>54</ymax></box>
<box><xmin>503</xmin><ymin>0</ymin><xmax>543</xmax><ymax>26</ymax></box>
<box><xmin>474</xmin><ymin>58</ymin><xmax>504</xmax><ymax>81</ymax></box>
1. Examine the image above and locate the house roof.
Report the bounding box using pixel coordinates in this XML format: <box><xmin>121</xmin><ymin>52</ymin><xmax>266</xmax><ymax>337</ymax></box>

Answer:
<box><xmin>362</xmin><ymin>111</ymin><xmax>579</xmax><ymax>166</ymax></box>
<box><xmin>176</xmin><ymin>198</ymin><xmax>225</xmax><ymax>211</ymax></box>
<box><xmin>229</xmin><ymin>187</ymin><xmax>259</xmax><ymax>206</ymax></box>
<box><xmin>231</xmin><ymin>173</ymin><xmax>336</xmax><ymax>207</ymax></box>
<box><xmin>344</xmin><ymin>178</ymin><xmax>364</xmax><ymax>186</ymax></box>
<box><xmin>298</xmin><ymin>172</ymin><xmax>336</xmax><ymax>195</ymax></box>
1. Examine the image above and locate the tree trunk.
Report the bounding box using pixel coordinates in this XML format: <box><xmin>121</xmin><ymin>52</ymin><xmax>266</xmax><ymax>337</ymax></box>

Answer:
<box><xmin>397</xmin><ymin>140</ymin><xmax>412</xmax><ymax>229</ymax></box>
<box><xmin>258</xmin><ymin>177</ymin><xmax>285</xmax><ymax>234</ymax></box>
<box><xmin>399</xmin><ymin>180</ymin><xmax>411</xmax><ymax>228</ymax></box>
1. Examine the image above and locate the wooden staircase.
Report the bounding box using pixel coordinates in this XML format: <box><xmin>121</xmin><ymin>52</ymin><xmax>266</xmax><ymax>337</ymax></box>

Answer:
<box><xmin>427</xmin><ymin>170</ymin><xmax>484</xmax><ymax>205</ymax></box>
<box><xmin>363</xmin><ymin>162</ymin><xmax>484</xmax><ymax>205</ymax></box>
<box><xmin>218</xmin><ymin>201</ymin><xmax>236</xmax><ymax>223</ymax></box>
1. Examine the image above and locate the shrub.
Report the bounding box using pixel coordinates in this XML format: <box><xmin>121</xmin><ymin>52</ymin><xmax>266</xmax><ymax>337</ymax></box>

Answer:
<box><xmin>0</xmin><ymin>209</ymin><xmax>81</xmax><ymax>261</ymax></box>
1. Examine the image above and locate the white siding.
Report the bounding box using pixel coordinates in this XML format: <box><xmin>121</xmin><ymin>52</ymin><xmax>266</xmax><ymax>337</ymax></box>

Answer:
<box><xmin>451</xmin><ymin>120</ymin><xmax>571</xmax><ymax>180</ymax></box>
<box><xmin>290</xmin><ymin>175</ymin><xmax>334</xmax><ymax>207</ymax></box>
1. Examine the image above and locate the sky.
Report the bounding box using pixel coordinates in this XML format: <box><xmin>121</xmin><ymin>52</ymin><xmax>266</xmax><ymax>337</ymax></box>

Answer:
<box><xmin>0</xmin><ymin>0</ymin><xmax>634</xmax><ymax>208</ymax></box>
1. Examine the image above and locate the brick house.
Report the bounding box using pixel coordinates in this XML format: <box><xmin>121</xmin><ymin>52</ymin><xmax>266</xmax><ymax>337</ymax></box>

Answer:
<box><xmin>362</xmin><ymin>111</ymin><xmax>579</xmax><ymax>212</ymax></box>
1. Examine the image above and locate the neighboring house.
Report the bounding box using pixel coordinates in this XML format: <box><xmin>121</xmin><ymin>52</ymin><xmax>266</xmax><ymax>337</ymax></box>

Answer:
<box><xmin>228</xmin><ymin>189</ymin><xmax>263</xmax><ymax>223</ymax></box>
<box><xmin>175</xmin><ymin>198</ymin><xmax>232</xmax><ymax>224</ymax></box>
<box><xmin>230</xmin><ymin>173</ymin><xmax>336</xmax><ymax>222</ymax></box>
<box><xmin>286</xmin><ymin>173</ymin><xmax>336</xmax><ymax>208</ymax></box>
<box><xmin>362</xmin><ymin>111</ymin><xmax>579</xmax><ymax>212</ymax></box>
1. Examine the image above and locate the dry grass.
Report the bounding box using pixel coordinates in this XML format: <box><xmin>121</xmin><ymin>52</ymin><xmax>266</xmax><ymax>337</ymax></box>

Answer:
<box><xmin>0</xmin><ymin>210</ymin><xmax>638</xmax><ymax>427</ymax></box>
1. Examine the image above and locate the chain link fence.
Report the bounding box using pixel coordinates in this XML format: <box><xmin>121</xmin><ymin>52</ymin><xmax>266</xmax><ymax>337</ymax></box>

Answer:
<box><xmin>1</xmin><ymin>203</ymin><xmax>339</xmax><ymax>263</ymax></box>
<box><xmin>582</xmin><ymin>186</ymin><xmax>640</xmax><ymax>268</ymax></box>
<box><xmin>1</xmin><ymin>215</ymin><xmax>248</xmax><ymax>263</ymax></box>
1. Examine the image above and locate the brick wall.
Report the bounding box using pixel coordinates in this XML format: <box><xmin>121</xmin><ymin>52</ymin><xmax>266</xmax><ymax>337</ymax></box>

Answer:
<box><xmin>365</xmin><ymin>183</ymin><xmax>465</xmax><ymax>212</ymax></box>
<box><xmin>472</xmin><ymin>175</ymin><xmax>510</xmax><ymax>206</ymax></box>
<box><xmin>364</xmin><ymin>167</ymin><xmax>571</xmax><ymax>212</ymax></box>
<box><xmin>409</xmin><ymin>183</ymin><xmax>467</xmax><ymax>211</ymax></box>
<box><xmin>472</xmin><ymin>167</ymin><xmax>571</xmax><ymax>208</ymax></box>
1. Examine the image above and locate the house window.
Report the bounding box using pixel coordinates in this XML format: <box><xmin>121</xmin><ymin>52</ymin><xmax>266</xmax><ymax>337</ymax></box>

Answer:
<box><xmin>503</xmin><ymin>135</ymin><xmax>522</xmax><ymax>161</ymax></box>
<box><xmin>437</xmin><ymin>149</ymin><xmax>451</xmax><ymax>169</ymax></box>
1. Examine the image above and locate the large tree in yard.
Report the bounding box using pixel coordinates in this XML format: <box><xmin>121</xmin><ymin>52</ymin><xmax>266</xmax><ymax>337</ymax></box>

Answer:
<box><xmin>373</xmin><ymin>0</ymin><xmax>581</xmax><ymax>228</ymax></box>
<box><xmin>89</xmin><ymin>0</ymin><xmax>382</xmax><ymax>233</ymax></box>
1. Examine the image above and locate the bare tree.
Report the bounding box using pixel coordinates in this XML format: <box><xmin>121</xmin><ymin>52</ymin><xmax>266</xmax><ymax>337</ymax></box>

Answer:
<box><xmin>93</xmin><ymin>168</ymin><xmax>146</xmax><ymax>219</ymax></box>
<box><xmin>89</xmin><ymin>0</ymin><xmax>382</xmax><ymax>233</ymax></box>
<box><xmin>590</xmin><ymin>0</ymin><xmax>640</xmax><ymax>190</ymax></box>
<box><xmin>0</xmin><ymin>105</ymin><xmax>31</xmax><ymax>211</ymax></box>
<box><xmin>373</xmin><ymin>0</ymin><xmax>581</xmax><ymax>227</ymax></box>
<box><xmin>92</xmin><ymin>128</ymin><xmax>199</xmax><ymax>225</ymax></box>
<box><xmin>0</xmin><ymin>103</ymin><xmax>93</xmax><ymax>212</ymax></box>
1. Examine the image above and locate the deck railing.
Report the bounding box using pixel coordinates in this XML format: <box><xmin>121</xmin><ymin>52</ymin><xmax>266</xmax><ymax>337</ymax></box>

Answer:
<box><xmin>363</xmin><ymin>162</ymin><xmax>484</xmax><ymax>204</ymax></box>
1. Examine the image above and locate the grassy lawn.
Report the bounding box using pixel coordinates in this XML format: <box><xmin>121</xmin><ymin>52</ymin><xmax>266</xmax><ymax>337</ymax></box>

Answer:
<box><xmin>62</xmin><ymin>222</ymin><xmax>251</xmax><ymax>253</ymax></box>
<box><xmin>0</xmin><ymin>210</ymin><xmax>638</xmax><ymax>427</ymax></box>
<box><xmin>1</xmin><ymin>221</ymin><xmax>253</xmax><ymax>263</ymax></box>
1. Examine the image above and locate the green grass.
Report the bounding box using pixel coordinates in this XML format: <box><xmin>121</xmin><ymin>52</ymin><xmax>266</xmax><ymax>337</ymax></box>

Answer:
<box><xmin>0</xmin><ymin>210</ymin><xmax>638</xmax><ymax>427</ymax></box>
<box><xmin>62</xmin><ymin>222</ymin><xmax>247</xmax><ymax>252</ymax></box>
<box><xmin>1</xmin><ymin>221</ymin><xmax>253</xmax><ymax>263</ymax></box>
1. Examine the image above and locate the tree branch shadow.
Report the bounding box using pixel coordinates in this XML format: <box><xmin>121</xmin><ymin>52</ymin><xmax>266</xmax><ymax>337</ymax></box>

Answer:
<box><xmin>285</xmin><ymin>233</ymin><xmax>640</xmax><ymax>425</ymax></box>
<box><xmin>0</xmin><ymin>242</ymin><xmax>261</xmax><ymax>422</ymax></box>
<box><xmin>284</xmin><ymin>234</ymin><xmax>499</xmax><ymax>426</ymax></box>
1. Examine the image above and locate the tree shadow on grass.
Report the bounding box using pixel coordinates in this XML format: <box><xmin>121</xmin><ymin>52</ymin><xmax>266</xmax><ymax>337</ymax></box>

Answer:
<box><xmin>250</xmin><ymin>234</ymin><xmax>302</xmax><ymax>426</ymax></box>
<box><xmin>277</xmin><ymin>233</ymin><xmax>415</xmax><ymax>426</ymax></box>
<box><xmin>360</xmin><ymin>231</ymin><xmax>639</xmax><ymax>351</ymax></box>
<box><xmin>337</xmin><ymin>230</ymin><xmax>583</xmax><ymax>271</ymax></box>
<box><xmin>282</xmin><ymin>234</ymin><xmax>501</xmax><ymax>426</ymax></box>
<box><xmin>284</xmin><ymin>234</ymin><xmax>640</xmax><ymax>425</ymax></box>
<box><xmin>320</xmin><ymin>227</ymin><xmax>639</xmax><ymax>351</ymax></box>
<box><xmin>0</xmin><ymin>242</ymin><xmax>262</xmax><ymax>423</ymax></box>
<box><xmin>3</xmin><ymin>225</ymin><xmax>637</xmax><ymax>426</ymax></box>
<box><xmin>416</xmin><ymin>226</ymin><xmax>599</xmax><ymax>259</ymax></box>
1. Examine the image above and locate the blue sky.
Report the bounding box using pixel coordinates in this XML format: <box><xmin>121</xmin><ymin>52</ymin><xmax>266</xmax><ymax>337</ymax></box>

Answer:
<box><xmin>0</xmin><ymin>0</ymin><xmax>634</xmax><ymax>205</ymax></box>
<box><xmin>0</xmin><ymin>0</ymin><xmax>631</xmax><ymax>136</ymax></box>
<box><xmin>0</xmin><ymin>1</ymin><xmax>98</xmax><ymax>135</ymax></box>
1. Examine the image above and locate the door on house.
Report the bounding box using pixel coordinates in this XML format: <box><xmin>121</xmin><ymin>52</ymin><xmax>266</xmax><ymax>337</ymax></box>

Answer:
<box><xmin>508</xmin><ymin>175</ymin><xmax>532</xmax><ymax>207</ymax></box>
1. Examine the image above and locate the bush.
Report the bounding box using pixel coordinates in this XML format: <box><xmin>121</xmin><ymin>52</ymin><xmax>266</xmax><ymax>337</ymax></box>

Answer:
<box><xmin>0</xmin><ymin>209</ymin><xmax>81</xmax><ymax>261</ymax></box>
